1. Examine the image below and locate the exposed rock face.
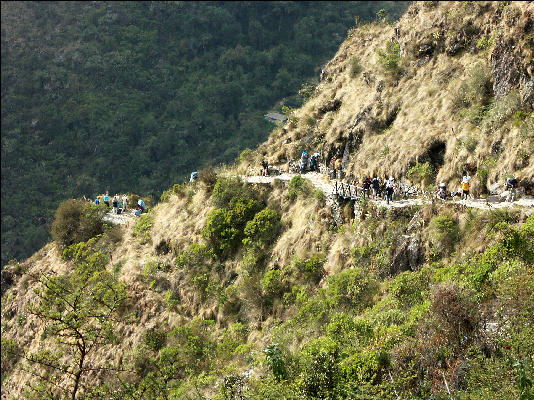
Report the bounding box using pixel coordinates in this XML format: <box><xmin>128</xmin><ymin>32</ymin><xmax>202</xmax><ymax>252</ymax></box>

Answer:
<box><xmin>491</xmin><ymin>37</ymin><xmax>522</xmax><ymax>98</ymax></box>
<box><xmin>390</xmin><ymin>235</ymin><xmax>423</xmax><ymax>275</ymax></box>
<box><xmin>318</xmin><ymin>99</ymin><xmax>342</xmax><ymax>115</ymax></box>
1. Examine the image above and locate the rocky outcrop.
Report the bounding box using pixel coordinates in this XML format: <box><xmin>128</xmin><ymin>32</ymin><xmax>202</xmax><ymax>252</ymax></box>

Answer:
<box><xmin>390</xmin><ymin>235</ymin><xmax>423</xmax><ymax>275</ymax></box>
<box><xmin>491</xmin><ymin>37</ymin><xmax>522</xmax><ymax>99</ymax></box>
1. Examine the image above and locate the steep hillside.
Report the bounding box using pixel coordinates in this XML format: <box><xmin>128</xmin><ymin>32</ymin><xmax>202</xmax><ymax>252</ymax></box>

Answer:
<box><xmin>0</xmin><ymin>1</ymin><xmax>409</xmax><ymax>267</ymax></box>
<box><xmin>2</xmin><ymin>2</ymin><xmax>534</xmax><ymax>400</ymax></box>
<box><xmin>242</xmin><ymin>1</ymin><xmax>533</xmax><ymax>193</ymax></box>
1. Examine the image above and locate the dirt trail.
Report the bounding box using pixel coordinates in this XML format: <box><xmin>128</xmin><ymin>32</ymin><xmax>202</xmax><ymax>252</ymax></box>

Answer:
<box><xmin>240</xmin><ymin>172</ymin><xmax>534</xmax><ymax>211</ymax></box>
<box><xmin>102</xmin><ymin>172</ymin><xmax>534</xmax><ymax>226</ymax></box>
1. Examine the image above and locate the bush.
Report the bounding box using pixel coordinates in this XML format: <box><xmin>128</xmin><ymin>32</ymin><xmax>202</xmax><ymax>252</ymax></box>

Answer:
<box><xmin>51</xmin><ymin>199</ymin><xmax>107</xmax><ymax>248</ymax></box>
<box><xmin>198</xmin><ymin>166</ymin><xmax>218</xmax><ymax>190</ymax></box>
<box><xmin>261</xmin><ymin>269</ymin><xmax>286</xmax><ymax>300</ymax></box>
<box><xmin>237</xmin><ymin>148</ymin><xmax>253</xmax><ymax>163</ymax></box>
<box><xmin>243</xmin><ymin>208</ymin><xmax>282</xmax><ymax>248</ymax></box>
<box><xmin>376</xmin><ymin>41</ymin><xmax>401</xmax><ymax>75</ymax></box>
<box><xmin>143</xmin><ymin>328</ymin><xmax>167</xmax><ymax>352</ymax></box>
<box><xmin>406</xmin><ymin>162</ymin><xmax>434</xmax><ymax>186</ymax></box>
<box><xmin>134</xmin><ymin>213</ymin><xmax>153</xmax><ymax>244</ymax></box>
<box><xmin>288</xmin><ymin>175</ymin><xmax>312</xmax><ymax>200</ymax></box>
<box><xmin>430</xmin><ymin>215</ymin><xmax>460</xmax><ymax>253</ymax></box>
<box><xmin>453</xmin><ymin>63</ymin><xmax>493</xmax><ymax>116</ymax></box>
<box><xmin>349</xmin><ymin>56</ymin><xmax>362</xmax><ymax>78</ymax></box>
<box><xmin>264</xmin><ymin>343</ymin><xmax>287</xmax><ymax>382</ymax></box>
<box><xmin>324</xmin><ymin>268</ymin><xmax>379</xmax><ymax>311</ymax></box>
<box><xmin>176</xmin><ymin>243</ymin><xmax>213</xmax><ymax>270</ymax></box>
<box><xmin>314</xmin><ymin>189</ymin><xmax>326</xmax><ymax>206</ymax></box>
<box><xmin>293</xmin><ymin>253</ymin><xmax>326</xmax><ymax>285</ymax></box>
<box><xmin>212</xmin><ymin>177</ymin><xmax>258</xmax><ymax>208</ymax></box>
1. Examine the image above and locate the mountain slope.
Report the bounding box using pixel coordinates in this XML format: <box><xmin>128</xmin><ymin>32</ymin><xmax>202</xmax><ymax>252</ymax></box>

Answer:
<box><xmin>2</xmin><ymin>2</ymin><xmax>534</xmax><ymax>399</ymax></box>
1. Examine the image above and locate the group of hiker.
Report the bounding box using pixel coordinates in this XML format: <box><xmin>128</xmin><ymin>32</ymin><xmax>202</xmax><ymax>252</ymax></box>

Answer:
<box><xmin>435</xmin><ymin>173</ymin><xmax>520</xmax><ymax>202</ymax></box>
<box><xmin>299</xmin><ymin>151</ymin><xmax>320</xmax><ymax>174</ymax></box>
<box><xmin>94</xmin><ymin>192</ymin><xmax>147</xmax><ymax>216</ymax></box>
<box><xmin>358</xmin><ymin>176</ymin><xmax>397</xmax><ymax>204</ymax></box>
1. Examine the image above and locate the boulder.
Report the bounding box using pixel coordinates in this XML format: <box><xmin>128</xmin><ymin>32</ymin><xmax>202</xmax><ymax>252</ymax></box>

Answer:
<box><xmin>485</xmin><ymin>195</ymin><xmax>503</xmax><ymax>203</ymax></box>
<box><xmin>491</xmin><ymin>37</ymin><xmax>521</xmax><ymax>98</ymax></box>
<box><xmin>390</xmin><ymin>235</ymin><xmax>423</xmax><ymax>276</ymax></box>
<box><xmin>488</xmin><ymin>182</ymin><xmax>502</xmax><ymax>194</ymax></box>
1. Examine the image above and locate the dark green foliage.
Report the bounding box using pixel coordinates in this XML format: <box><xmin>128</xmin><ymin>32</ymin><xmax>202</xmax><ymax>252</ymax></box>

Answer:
<box><xmin>212</xmin><ymin>177</ymin><xmax>258</xmax><ymax>208</ymax></box>
<box><xmin>1</xmin><ymin>336</ymin><xmax>21</xmax><ymax>383</ymax></box>
<box><xmin>143</xmin><ymin>328</ymin><xmax>167</xmax><ymax>352</ymax></box>
<box><xmin>264</xmin><ymin>343</ymin><xmax>288</xmax><ymax>382</ymax></box>
<box><xmin>134</xmin><ymin>212</ymin><xmax>153</xmax><ymax>244</ymax></box>
<box><xmin>288</xmin><ymin>175</ymin><xmax>312</xmax><ymax>200</ymax></box>
<box><xmin>293</xmin><ymin>253</ymin><xmax>326</xmax><ymax>285</ymax></box>
<box><xmin>324</xmin><ymin>268</ymin><xmax>379</xmax><ymax>311</ymax></box>
<box><xmin>376</xmin><ymin>41</ymin><xmax>401</xmax><ymax>75</ymax></box>
<box><xmin>243</xmin><ymin>208</ymin><xmax>282</xmax><ymax>248</ymax></box>
<box><xmin>430</xmin><ymin>214</ymin><xmax>460</xmax><ymax>254</ymax></box>
<box><xmin>50</xmin><ymin>199</ymin><xmax>107</xmax><ymax>248</ymax></box>
<box><xmin>1</xmin><ymin>1</ymin><xmax>409</xmax><ymax>267</ymax></box>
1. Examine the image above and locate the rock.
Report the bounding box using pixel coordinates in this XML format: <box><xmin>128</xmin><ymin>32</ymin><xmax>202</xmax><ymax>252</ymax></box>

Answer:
<box><xmin>491</xmin><ymin>37</ymin><xmax>521</xmax><ymax>98</ymax></box>
<box><xmin>318</xmin><ymin>99</ymin><xmax>342</xmax><ymax>115</ymax></box>
<box><xmin>485</xmin><ymin>195</ymin><xmax>503</xmax><ymax>203</ymax></box>
<box><xmin>390</xmin><ymin>235</ymin><xmax>423</xmax><ymax>276</ymax></box>
<box><xmin>488</xmin><ymin>182</ymin><xmax>502</xmax><ymax>194</ymax></box>
<box><xmin>445</xmin><ymin>33</ymin><xmax>465</xmax><ymax>56</ymax></box>
<box><xmin>418</xmin><ymin>41</ymin><xmax>435</xmax><ymax>56</ymax></box>
<box><xmin>520</xmin><ymin>77</ymin><xmax>534</xmax><ymax>109</ymax></box>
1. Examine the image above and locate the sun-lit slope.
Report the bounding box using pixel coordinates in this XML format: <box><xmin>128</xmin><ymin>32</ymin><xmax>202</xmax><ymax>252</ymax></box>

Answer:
<box><xmin>249</xmin><ymin>1</ymin><xmax>533</xmax><ymax>194</ymax></box>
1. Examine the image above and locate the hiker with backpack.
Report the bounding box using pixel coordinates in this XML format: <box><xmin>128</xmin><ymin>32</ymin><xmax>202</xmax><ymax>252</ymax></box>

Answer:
<box><xmin>103</xmin><ymin>192</ymin><xmax>110</xmax><ymax>207</ymax></box>
<box><xmin>362</xmin><ymin>177</ymin><xmax>371</xmax><ymax>199</ymax></box>
<box><xmin>299</xmin><ymin>151</ymin><xmax>308</xmax><ymax>174</ymax></box>
<box><xmin>122</xmin><ymin>195</ymin><xmax>128</xmax><ymax>210</ymax></box>
<box><xmin>371</xmin><ymin>177</ymin><xmax>380</xmax><ymax>199</ymax></box>
<box><xmin>112</xmin><ymin>194</ymin><xmax>119</xmax><ymax>213</ymax></box>
<box><xmin>386</xmin><ymin>177</ymin><xmax>395</xmax><ymax>204</ymax></box>
<box><xmin>261</xmin><ymin>160</ymin><xmax>269</xmax><ymax>176</ymax></box>
<box><xmin>506</xmin><ymin>176</ymin><xmax>519</xmax><ymax>202</ymax></box>
<box><xmin>95</xmin><ymin>196</ymin><xmax>100</xmax><ymax>205</ymax></box>
<box><xmin>309</xmin><ymin>154</ymin><xmax>318</xmax><ymax>172</ymax></box>
<box><xmin>461</xmin><ymin>172</ymin><xmax>471</xmax><ymax>200</ymax></box>
<box><xmin>436</xmin><ymin>183</ymin><xmax>447</xmax><ymax>200</ymax></box>
<box><xmin>190</xmin><ymin>171</ymin><xmax>199</xmax><ymax>183</ymax></box>
<box><xmin>138</xmin><ymin>198</ymin><xmax>146</xmax><ymax>212</ymax></box>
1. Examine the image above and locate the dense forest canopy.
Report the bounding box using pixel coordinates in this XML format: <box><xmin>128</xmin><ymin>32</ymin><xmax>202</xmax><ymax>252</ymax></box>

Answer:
<box><xmin>1</xmin><ymin>1</ymin><xmax>410</xmax><ymax>266</ymax></box>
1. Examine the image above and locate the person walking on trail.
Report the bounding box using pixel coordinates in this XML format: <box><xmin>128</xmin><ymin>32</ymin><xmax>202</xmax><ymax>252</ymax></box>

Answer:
<box><xmin>112</xmin><ymin>194</ymin><xmax>119</xmax><ymax>213</ymax></box>
<box><xmin>386</xmin><ymin>176</ymin><xmax>395</xmax><ymax>204</ymax></box>
<box><xmin>138</xmin><ymin>198</ymin><xmax>146</xmax><ymax>212</ymax></box>
<box><xmin>190</xmin><ymin>171</ymin><xmax>198</xmax><ymax>183</ymax></box>
<box><xmin>122</xmin><ymin>195</ymin><xmax>128</xmax><ymax>210</ymax></box>
<box><xmin>95</xmin><ymin>196</ymin><xmax>100</xmax><ymax>205</ymax></box>
<box><xmin>506</xmin><ymin>176</ymin><xmax>519</xmax><ymax>202</ymax></box>
<box><xmin>103</xmin><ymin>192</ymin><xmax>110</xmax><ymax>207</ymax></box>
<box><xmin>362</xmin><ymin>177</ymin><xmax>371</xmax><ymax>199</ymax></box>
<box><xmin>334</xmin><ymin>157</ymin><xmax>343</xmax><ymax>179</ymax></box>
<box><xmin>436</xmin><ymin>183</ymin><xmax>447</xmax><ymax>200</ymax></box>
<box><xmin>461</xmin><ymin>172</ymin><xmax>471</xmax><ymax>200</ymax></box>
<box><xmin>299</xmin><ymin>151</ymin><xmax>308</xmax><ymax>174</ymax></box>
<box><xmin>261</xmin><ymin>160</ymin><xmax>269</xmax><ymax>176</ymax></box>
<box><xmin>309</xmin><ymin>154</ymin><xmax>318</xmax><ymax>172</ymax></box>
<box><xmin>371</xmin><ymin>177</ymin><xmax>380</xmax><ymax>199</ymax></box>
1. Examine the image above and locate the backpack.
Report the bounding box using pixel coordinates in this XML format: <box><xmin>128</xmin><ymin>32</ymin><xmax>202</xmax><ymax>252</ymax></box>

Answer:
<box><xmin>507</xmin><ymin>178</ymin><xmax>517</xmax><ymax>187</ymax></box>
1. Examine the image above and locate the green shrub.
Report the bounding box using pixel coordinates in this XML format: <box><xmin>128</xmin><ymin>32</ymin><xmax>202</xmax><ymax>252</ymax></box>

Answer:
<box><xmin>1</xmin><ymin>336</ymin><xmax>21</xmax><ymax>379</ymax></box>
<box><xmin>376</xmin><ymin>41</ymin><xmax>401</xmax><ymax>75</ymax></box>
<box><xmin>298</xmin><ymin>82</ymin><xmax>317</xmax><ymax>101</ymax></box>
<box><xmin>293</xmin><ymin>253</ymin><xmax>326</xmax><ymax>285</ymax></box>
<box><xmin>349</xmin><ymin>56</ymin><xmax>362</xmax><ymax>78</ymax></box>
<box><xmin>164</xmin><ymin>290</ymin><xmax>181</xmax><ymax>310</ymax></box>
<box><xmin>261</xmin><ymin>269</ymin><xmax>286</xmax><ymax>299</ymax></box>
<box><xmin>134</xmin><ymin>213</ymin><xmax>153</xmax><ymax>244</ymax></box>
<box><xmin>143</xmin><ymin>328</ymin><xmax>167</xmax><ymax>352</ymax></box>
<box><xmin>351</xmin><ymin>244</ymin><xmax>377</xmax><ymax>267</ymax></box>
<box><xmin>324</xmin><ymin>268</ymin><xmax>379</xmax><ymax>311</ymax></box>
<box><xmin>237</xmin><ymin>148</ymin><xmax>253</xmax><ymax>163</ymax></box>
<box><xmin>51</xmin><ymin>199</ymin><xmax>107</xmax><ymax>248</ymax></box>
<box><xmin>314</xmin><ymin>189</ymin><xmax>326</xmax><ymax>206</ymax></box>
<box><xmin>389</xmin><ymin>269</ymin><xmax>430</xmax><ymax>309</ymax></box>
<box><xmin>176</xmin><ymin>243</ymin><xmax>213</xmax><ymax>270</ymax></box>
<box><xmin>243</xmin><ymin>208</ymin><xmax>281</xmax><ymax>248</ymax></box>
<box><xmin>406</xmin><ymin>162</ymin><xmax>434</xmax><ymax>186</ymax></box>
<box><xmin>430</xmin><ymin>215</ymin><xmax>460</xmax><ymax>253</ymax></box>
<box><xmin>212</xmin><ymin>177</ymin><xmax>259</xmax><ymax>208</ymax></box>
<box><xmin>264</xmin><ymin>343</ymin><xmax>287</xmax><ymax>382</ymax></box>
<box><xmin>288</xmin><ymin>175</ymin><xmax>312</xmax><ymax>200</ymax></box>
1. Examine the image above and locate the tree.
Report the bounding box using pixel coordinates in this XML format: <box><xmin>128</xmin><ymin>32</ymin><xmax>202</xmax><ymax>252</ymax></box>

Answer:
<box><xmin>24</xmin><ymin>255</ymin><xmax>126</xmax><ymax>399</ymax></box>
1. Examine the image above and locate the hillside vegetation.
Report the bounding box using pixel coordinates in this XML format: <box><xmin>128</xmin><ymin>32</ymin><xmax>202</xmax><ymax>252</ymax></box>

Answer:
<box><xmin>2</xmin><ymin>2</ymin><xmax>534</xmax><ymax>400</ymax></box>
<box><xmin>1</xmin><ymin>1</ymin><xmax>409</xmax><ymax>267</ymax></box>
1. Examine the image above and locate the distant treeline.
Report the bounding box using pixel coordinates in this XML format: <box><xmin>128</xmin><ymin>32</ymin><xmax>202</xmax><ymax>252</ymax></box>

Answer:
<box><xmin>1</xmin><ymin>1</ymin><xmax>410</xmax><ymax>266</ymax></box>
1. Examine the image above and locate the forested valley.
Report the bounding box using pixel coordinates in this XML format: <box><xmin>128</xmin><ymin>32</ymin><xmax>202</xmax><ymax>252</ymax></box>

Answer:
<box><xmin>1</xmin><ymin>1</ymin><xmax>409</xmax><ymax>267</ymax></box>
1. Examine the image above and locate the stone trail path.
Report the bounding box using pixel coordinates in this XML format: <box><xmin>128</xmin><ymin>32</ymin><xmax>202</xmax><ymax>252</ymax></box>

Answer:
<box><xmin>240</xmin><ymin>172</ymin><xmax>534</xmax><ymax>211</ymax></box>
<box><xmin>101</xmin><ymin>172</ymin><xmax>534</xmax><ymax>225</ymax></box>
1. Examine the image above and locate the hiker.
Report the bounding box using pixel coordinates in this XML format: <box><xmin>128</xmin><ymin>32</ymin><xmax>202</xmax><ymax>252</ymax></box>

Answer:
<box><xmin>386</xmin><ymin>176</ymin><xmax>395</xmax><ymax>204</ymax></box>
<box><xmin>122</xmin><ymin>195</ymin><xmax>128</xmax><ymax>210</ymax></box>
<box><xmin>362</xmin><ymin>177</ymin><xmax>371</xmax><ymax>199</ymax></box>
<box><xmin>371</xmin><ymin>177</ymin><xmax>380</xmax><ymax>199</ymax></box>
<box><xmin>261</xmin><ymin>160</ymin><xmax>269</xmax><ymax>176</ymax></box>
<box><xmin>506</xmin><ymin>176</ymin><xmax>519</xmax><ymax>202</ymax></box>
<box><xmin>309</xmin><ymin>154</ymin><xmax>318</xmax><ymax>172</ymax></box>
<box><xmin>190</xmin><ymin>171</ymin><xmax>199</xmax><ymax>183</ymax></box>
<box><xmin>116</xmin><ymin>199</ymin><xmax>123</xmax><ymax>214</ymax></box>
<box><xmin>112</xmin><ymin>194</ymin><xmax>119</xmax><ymax>213</ymax></box>
<box><xmin>299</xmin><ymin>151</ymin><xmax>308</xmax><ymax>174</ymax></box>
<box><xmin>436</xmin><ymin>183</ymin><xmax>447</xmax><ymax>200</ymax></box>
<box><xmin>103</xmin><ymin>192</ymin><xmax>110</xmax><ymax>207</ymax></box>
<box><xmin>334</xmin><ymin>157</ymin><xmax>343</xmax><ymax>179</ymax></box>
<box><xmin>461</xmin><ymin>172</ymin><xmax>471</xmax><ymax>200</ymax></box>
<box><xmin>134</xmin><ymin>205</ymin><xmax>143</xmax><ymax>216</ymax></box>
<box><xmin>138</xmin><ymin>198</ymin><xmax>146</xmax><ymax>212</ymax></box>
<box><xmin>95</xmin><ymin>197</ymin><xmax>100</xmax><ymax>205</ymax></box>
